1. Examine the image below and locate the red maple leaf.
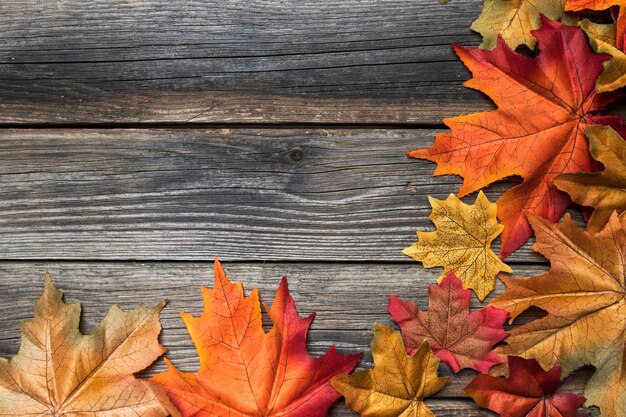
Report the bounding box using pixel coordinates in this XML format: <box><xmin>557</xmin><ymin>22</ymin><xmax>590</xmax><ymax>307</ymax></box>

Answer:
<box><xmin>409</xmin><ymin>16</ymin><xmax>623</xmax><ymax>258</ymax></box>
<box><xmin>388</xmin><ymin>272</ymin><xmax>508</xmax><ymax>374</ymax></box>
<box><xmin>465</xmin><ymin>356</ymin><xmax>586</xmax><ymax>417</ymax></box>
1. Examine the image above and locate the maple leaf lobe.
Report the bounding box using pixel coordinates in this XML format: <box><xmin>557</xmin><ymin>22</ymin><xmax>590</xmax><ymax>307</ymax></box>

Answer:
<box><xmin>389</xmin><ymin>272</ymin><xmax>508</xmax><ymax>374</ymax></box>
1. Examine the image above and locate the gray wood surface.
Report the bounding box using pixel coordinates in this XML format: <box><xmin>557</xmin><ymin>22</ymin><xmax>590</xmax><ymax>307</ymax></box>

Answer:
<box><xmin>0</xmin><ymin>0</ymin><xmax>623</xmax><ymax>125</ymax></box>
<box><xmin>0</xmin><ymin>128</ymin><xmax>568</xmax><ymax>262</ymax></box>
<box><xmin>0</xmin><ymin>262</ymin><xmax>598</xmax><ymax>416</ymax></box>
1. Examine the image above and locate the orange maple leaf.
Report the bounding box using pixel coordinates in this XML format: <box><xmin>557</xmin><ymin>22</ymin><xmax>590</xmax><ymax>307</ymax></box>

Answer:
<box><xmin>567</xmin><ymin>0</ymin><xmax>626</xmax><ymax>49</ymax></box>
<box><xmin>152</xmin><ymin>258</ymin><xmax>361</xmax><ymax>417</ymax></box>
<box><xmin>409</xmin><ymin>17</ymin><xmax>623</xmax><ymax>258</ymax></box>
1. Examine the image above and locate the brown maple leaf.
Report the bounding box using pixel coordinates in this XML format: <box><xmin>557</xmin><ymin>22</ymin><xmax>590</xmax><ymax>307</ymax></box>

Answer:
<box><xmin>409</xmin><ymin>17</ymin><xmax>623</xmax><ymax>259</ymax></box>
<box><xmin>579</xmin><ymin>19</ymin><xmax>626</xmax><ymax>92</ymax></box>
<box><xmin>555</xmin><ymin>125</ymin><xmax>626</xmax><ymax>232</ymax></box>
<box><xmin>389</xmin><ymin>272</ymin><xmax>508</xmax><ymax>374</ymax></box>
<box><xmin>152</xmin><ymin>258</ymin><xmax>361</xmax><ymax>417</ymax></box>
<box><xmin>491</xmin><ymin>212</ymin><xmax>626</xmax><ymax>417</ymax></box>
<box><xmin>0</xmin><ymin>274</ymin><xmax>178</xmax><ymax>417</ymax></box>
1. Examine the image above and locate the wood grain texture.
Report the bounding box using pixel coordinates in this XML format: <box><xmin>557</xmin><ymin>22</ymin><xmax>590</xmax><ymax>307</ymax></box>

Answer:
<box><xmin>0</xmin><ymin>128</ymin><xmax>572</xmax><ymax>262</ymax></box>
<box><xmin>0</xmin><ymin>261</ymin><xmax>598</xmax><ymax>416</ymax></box>
<box><xmin>1</xmin><ymin>0</ymin><xmax>621</xmax><ymax>125</ymax></box>
<box><xmin>0</xmin><ymin>0</ymin><xmax>483</xmax><ymax>125</ymax></box>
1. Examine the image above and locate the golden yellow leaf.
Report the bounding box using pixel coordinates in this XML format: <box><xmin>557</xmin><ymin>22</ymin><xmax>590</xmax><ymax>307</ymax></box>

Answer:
<box><xmin>471</xmin><ymin>0</ymin><xmax>572</xmax><ymax>50</ymax></box>
<box><xmin>331</xmin><ymin>324</ymin><xmax>448</xmax><ymax>417</ymax></box>
<box><xmin>579</xmin><ymin>19</ymin><xmax>626</xmax><ymax>92</ymax></box>
<box><xmin>555</xmin><ymin>125</ymin><xmax>626</xmax><ymax>232</ymax></box>
<box><xmin>402</xmin><ymin>191</ymin><xmax>511</xmax><ymax>301</ymax></box>
<box><xmin>491</xmin><ymin>213</ymin><xmax>626</xmax><ymax>417</ymax></box>
<box><xmin>0</xmin><ymin>274</ymin><xmax>179</xmax><ymax>417</ymax></box>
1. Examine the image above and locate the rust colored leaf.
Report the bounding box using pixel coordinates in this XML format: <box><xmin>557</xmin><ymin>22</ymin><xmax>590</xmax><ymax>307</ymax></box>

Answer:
<box><xmin>555</xmin><ymin>125</ymin><xmax>626</xmax><ymax>232</ymax></box>
<box><xmin>152</xmin><ymin>258</ymin><xmax>361</xmax><ymax>417</ymax></box>
<box><xmin>465</xmin><ymin>356</ymin><xmax>586</xmax><ymax>417</ymax></box>
<box><xmin>331</xmin><ymin>324</ymin><xmax>448</xmax><ymax>417</ymax></box>
<box><xmin>567</xmin><ymin>0</ymin><xmax>626</xmax><ymax>49</ymax></box>
<box><xmin>389</xmin><ymin>272</ymin><xmax>508</xmax><ymax>374</ymax></box>
<box><xmin>402</xmin><ymin>191</ymin><xmax>511</xmax><ymax>300</ymax></box>
<box><xmin>409</xmin><ymin>17</ymin><xmax>623</xmax><ymax>259</ymax></box>
<box><xmin>580</xmin><ymin>19</ymin><xmax>626</xmax><ymax>92</ymax></box>
<box><xmin>0</xmin><ymin>274</ymin><xmax>178</xmax><ymax>417</ymax></box>
<box><xmin>491</xmin><ymin>213</ymin><xmax>626</xmax><ymax>417</ymax></box>
<box><xmin>471</xmin><ymin>0</ymin><xmax>571</xmax><ymax>50</ymax></box>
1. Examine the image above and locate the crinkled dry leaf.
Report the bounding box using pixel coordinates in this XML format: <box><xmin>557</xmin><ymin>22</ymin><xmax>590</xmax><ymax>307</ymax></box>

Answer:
<box><xmin>331</xmin><ymin>324</ymin><xmax>448</xmax><ymax>417</ymax></box>
<box><xmin>580</xmin><ymin>19</ymin><xmax>626</xmax><ymax>92</ymax></box>
<box><xmin>0</xmin><ymin>274</ymin><xmax>178</xmax><ymax>417</ymax></box>
<box><xmin>555</xmin><ymin>125</ymin><xmax>626</xmax><ymax>232</ymax></box>
<box><xmin>409</xmin><ymin>17</ymin><xmax>623</xmax><ymax>259</ymax></box>
<box><xmin>402</xmin><ymin>191</ymin><xmax>511</xmax><ymax>301</ymax></box>
<box><xmin>389</xmin><ymin>272</ymin><xmax>508</xmax><ymax>373</ymax></box>
<box><xmin>491</xmin><ymin>213</ymin><xmax>626</xmax><ymax>417</ymax></box>
<box><xmin>567</xmin><ymin>0</ymin><xmax>626</xmax><ymax>49</ymax></box>
<box><xmin>471</xmin><ymin>0</ymin><xmax>571</xmax><ymax>50</ymax></box>
<box><xmin>465</xmin><ymin>356</ymin><xmax>586</xmax><ymax>417</ymax></box>
<box><xmin>152</xmin><ymin>258</ymin><xmax>361</xmax><ymax>417</ymax></box>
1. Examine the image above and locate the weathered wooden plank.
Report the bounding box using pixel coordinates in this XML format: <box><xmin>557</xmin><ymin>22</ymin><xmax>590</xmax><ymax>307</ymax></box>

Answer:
<box><xmin>0</xmin><ymin>128</ymin><xmax>582</xmax><ymax>262</ymax></box>
<box><xmin>0</xmin><ymin>0</ymin><xmax>482</xmax><ymax>125</ymax></box>
<box><xmin>0</xmin><ymin>262</ymin><xmax>598</xmax><ymax>416</ymax></box>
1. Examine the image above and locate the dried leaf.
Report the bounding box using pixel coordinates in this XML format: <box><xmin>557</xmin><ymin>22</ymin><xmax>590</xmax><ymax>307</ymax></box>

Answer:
<box><xmin>0</xmin><ymin>274</ymin><xmax>178</xmax><ymax>417</ymax></box>
<box><xmin>331</xmin><ymin>324</ymin><xmax>448</xmax><ymax>417</ymax></box>
<box><xmin>471</xmin><ymin>0</ymin><xmax>570</xmax><ymax>50</ymax></box>
<box><xmin>152</xmin><ymin>258</ymin><xmax>361</xmax><ymax>417</ymax></box>
<box><xmin>555</xmin><ymin>125</ymin><xmax>626</xmax><ymax>232</ymax></box>
<box><xmin>580</xmin><ymin>19</ymin><xmax>626</xmax><ymax>92</ymax></box>
<box><xmin>402</xmin><ymin>191</ymin><xmax>511</xmax><ymax>300</ymax></box>
<box><xmin>409</xmin><ymin>17</ymin><xmax>623</xmax><ymax>259</ymax></box>
<box><xmin>465</xmin><ymin>356</ymin><xmax>586</xmax><ymax>417</ymax></box>
<box><xmin>389</xmin><ymin>272</ymin><xmax>508</xmax><ymax>373</ymax></box>
<box><xmin>491</xmin><ymin>213</ymin><xmax>626</xmax><ymax>417</ymax></box>
<box><xmin>567</xmin><ymin>0</ymin><xmax>626</xmax><ymax>49</ymax></box>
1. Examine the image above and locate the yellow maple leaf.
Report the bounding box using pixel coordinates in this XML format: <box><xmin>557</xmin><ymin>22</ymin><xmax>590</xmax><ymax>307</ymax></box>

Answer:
<box><xmin>0</xmin><ymin>274</ymin><xmax>179</xmax><ymax>417</ymax></box>
<box><xmin>579</xmin><ymin>19</ymin><xmax>626</xmax><ymax>92</ymax></box>
<box><xmin>471</xmin><ymin>0</ymin><xmax>572</xmax><ymax>50</ymax></box>
<box><xmin>403</xmin><ymin>191</ymin><xmax>511</xmax><ymax>301</ymax></box>
<box><xmin>331</xmin><ymin>324</ymin><xmax>448</xmax><ymax>417</ymax></box>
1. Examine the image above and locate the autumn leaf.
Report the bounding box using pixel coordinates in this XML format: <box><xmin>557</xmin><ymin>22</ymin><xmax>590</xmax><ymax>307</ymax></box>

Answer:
<box><xmin>579</xmin><ymin>19</ymin><xmax>626</xmax><ymax>92</ymax></box>
<box><xmin>389</xmin><ymin>272</ymin><xmax>508</xmax><ymax>374</ymax></box>
<box><xmin>471</xmin><ymin>0</ymin><xmax>572</xmax><ymax>50</ymax></box>
<box><xmin>331</xmin><ymin>324</ymin><xmax>448</xmax><ymax>417</ymax></box>
<box><xmin>152</xmin><ymin>258</ymin><xmax>361</xmax><ymax>417</ymax></box>
<box><xmin>490</xmin><ymin>212</ymin><xmax>626</xmax><ymax>417</ymax></box>
<box><xmin>465</xmin><ymin>356</ymin><xmax>586</xmax><ymax>417</ymax></box>
<box><xmin>0</xmin><ymin>274</ymin><xmax>178</xmax><ymax>417</ymax></box>
<box><xmin>402</xmin><ymin>191</ymin><xmax>511</xmax><ymax>300</ymax></box>
<box><xmin>566</xmin><ymin>0</ymin><xmax>626</xmax><ymax>49</ymax></box>
<box><xmin>409</xmin><ymin>17</ymin><xmax>624</xmax><ymax>259</ymax></box>
<box><xmin>555</xmin><ymin>125</ymin><xmax>626</xmax><ymax>232</ymax></box>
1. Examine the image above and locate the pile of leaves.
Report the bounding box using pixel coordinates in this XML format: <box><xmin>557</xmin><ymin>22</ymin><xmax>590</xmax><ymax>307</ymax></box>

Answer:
<box><xmin>1</xmin><ymin>1</ymin><xmax>625</xmax><ymax>417</ymax></box>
